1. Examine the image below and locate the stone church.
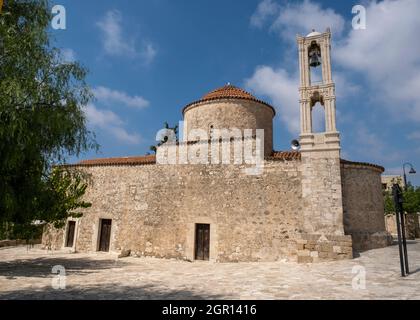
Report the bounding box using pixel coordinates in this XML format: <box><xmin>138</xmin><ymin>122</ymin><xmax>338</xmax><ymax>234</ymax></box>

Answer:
<box><xmin>43</xmin><ymin>29</ymin><xmax>392</xmax><ymax>263</ymax></box>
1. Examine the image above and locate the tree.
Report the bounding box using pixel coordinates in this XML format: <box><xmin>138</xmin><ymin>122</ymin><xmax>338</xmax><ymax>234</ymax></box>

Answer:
<box><xmin>149</xmin><ymin>121</ymin><xmax>178</xmax><ymax>154</ymax></box>
<box><xmin>384</xmin><ymin>184</ymin><xmax>420</xmax><ymax>215</ymax></box>
<box><xmin>0</xmin><ymin>0</ymin><xmax>97</xmax><ymax>237</ymax></box>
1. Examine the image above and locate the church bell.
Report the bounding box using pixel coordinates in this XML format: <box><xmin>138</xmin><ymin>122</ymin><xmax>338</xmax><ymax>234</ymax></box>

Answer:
<box><xmin>308</xmin><ymin>43</ymin><xmax>321</xmax><ymax>68</ymax></box>
<box><xmin>309</xmin><ymin>52</ymin><xmax>321</xmax><ymax>67</ymax></box>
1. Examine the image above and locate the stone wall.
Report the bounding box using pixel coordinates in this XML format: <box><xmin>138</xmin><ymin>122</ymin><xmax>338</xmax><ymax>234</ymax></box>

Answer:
<box><xmin>43</xmin><ymin>156</ymin><xmax>391</xmax><ymax>262</ymax></box>
<box><xmin>341</xmin><ymin>162</ymin><xmax>392</xmax><ymax>251</ymax></box>
<box><xmin>296</xmin><ymin>234</ymin><xmax>353</xmax><ymax>263</ymax></box>
<box><xmin>183</xmin><ymin>99</ymin><xmax>274</xmax><ymax>156</ymax></box>
<box><xmin>42</xmin><ymin>224</ymin><xmax>65</xmax><ymax>250</ymax></box>
<box><xmin>0</xmin><ymin>239</ymin><xmax>41</xmax><ymax>248</ymax></box>
<box><xmin>385</xmin><ymin>214</ymin><xmax>420</xmax><ymax>240</ymax></box>
<box><xmin>300</xmin><ymin>150</ymin><xmax>345</xmax><ymax>235</ymax></box>
<box><xmin>44</xmin><ymin>159</ymin><xmax>304</xmax><ymax>262</ymax></box>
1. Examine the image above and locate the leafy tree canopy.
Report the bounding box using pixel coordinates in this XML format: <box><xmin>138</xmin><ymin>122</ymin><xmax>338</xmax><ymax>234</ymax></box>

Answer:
<box><xmin>384</xmin><ymin>184</ymin><xmax>420</xmax><ymax>215</ymax></box>
<box><xmin>0</xmin><ymin>0</ymin><xmax>97</xmax><ymax>237</ymax></box>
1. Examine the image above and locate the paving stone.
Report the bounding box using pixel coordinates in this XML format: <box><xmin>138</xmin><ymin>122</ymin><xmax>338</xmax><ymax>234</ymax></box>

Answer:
<box><xmin>0</xmin><ymin>243</ymin><xmax>419</xmax><ymax>300</ymax></box>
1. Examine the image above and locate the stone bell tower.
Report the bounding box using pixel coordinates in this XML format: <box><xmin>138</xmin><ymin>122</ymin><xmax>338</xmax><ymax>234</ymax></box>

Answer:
<box><xmin>297</xmin><ymin>28</ymin><xmax>344</xmax><ymax>235</ymax></box>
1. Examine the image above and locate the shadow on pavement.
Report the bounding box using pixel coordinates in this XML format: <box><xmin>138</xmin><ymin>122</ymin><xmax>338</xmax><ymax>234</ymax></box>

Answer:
<box><xmin>0</xmin><ymin>256</ymin><xmax>131</xmax><ymax>279</ymax></box>
<box><xmin>0</xmin><ymin>283</ymin><xmax>224</xmax><ymax>300</ymax></box>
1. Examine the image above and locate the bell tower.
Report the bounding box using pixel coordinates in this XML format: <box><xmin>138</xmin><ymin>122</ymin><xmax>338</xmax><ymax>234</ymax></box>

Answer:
<box><xmin>297</xmin><ymin>28</ymin><xmax>339</xmax><ymax>150</ymax></box>
<box><xmin>296</xmin><ymin>28</ymin><xmax>344</xmax><ymax>235</ymax></box>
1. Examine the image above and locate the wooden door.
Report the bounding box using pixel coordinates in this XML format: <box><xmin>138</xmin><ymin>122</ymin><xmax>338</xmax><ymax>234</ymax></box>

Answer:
<box><xmin>195</xmin><ymin>224</ymin><xmax>210</xmax><ymax>260</ymax></box>
<box><xmin>98</xmin><ymin>219</ymin><xmax>112</xmax><ymax>252</ymax></box>
<box><xmin>65</xmin><ymin>221</ymin><xmax>76</xmax><ymax>247</ymax></box>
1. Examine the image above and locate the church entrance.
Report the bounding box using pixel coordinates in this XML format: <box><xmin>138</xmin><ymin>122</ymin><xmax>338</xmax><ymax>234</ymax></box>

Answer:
<box><xmin>195</xmin><ymin>224</ymin><xmax>210</xmax><ymax>260</ymax></box>
<box><xmin>65</xmin><ymin>221</ymin><xmax>76</xmax><ymax>248</ymax></box>
<box><xmin>98</xmin><ymin>219</ymin><xmax>112</xmax><ymax>252</ymax></box>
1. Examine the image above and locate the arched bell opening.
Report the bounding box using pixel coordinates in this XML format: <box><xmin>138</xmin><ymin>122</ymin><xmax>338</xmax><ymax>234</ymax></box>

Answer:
<box><xmin>310</xmin><ymin>91</ymin><xmax>326</xmax><ymax>133</ymax></box>
<box><xmin>308</xmin><ymin>41</ymin><xmax>322</xmax><ymax>85</ymax></box>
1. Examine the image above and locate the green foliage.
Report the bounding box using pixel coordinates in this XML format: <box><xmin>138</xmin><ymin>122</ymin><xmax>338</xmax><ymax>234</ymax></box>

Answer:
<box><xmin>0</xmin><ymin>0</ymin><xmax>97</xmax><ymax>235</ymax></box>
<box><xmin>384</xmin><ymin>184</ymin><xmax>420</xmax><ymax>215</ymax></box>
<box><xmin>0</xmin><ymin>222</ymin><xmax>43</xmax><ymax>241</ymax></box>
<box><xmin>384</xmin><ymin>191</ymin><xmax>394</xmax><ymax>215</ymax></box>
<box><xmin>39</xmin><ymin>168</ymin><xmax>92</xmax><ymax>229</ymax></box>
<box><xmin>149</xmin><ymin>122</ymin><xmax>179</xmax><ymax>154</ymax></box>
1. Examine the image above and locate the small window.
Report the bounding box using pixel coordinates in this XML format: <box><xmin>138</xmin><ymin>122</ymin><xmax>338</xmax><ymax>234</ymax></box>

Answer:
<box><xmin>209</xmin><ymin>124</ymin><xmax>214</xmax><ymax>138</ymax></box>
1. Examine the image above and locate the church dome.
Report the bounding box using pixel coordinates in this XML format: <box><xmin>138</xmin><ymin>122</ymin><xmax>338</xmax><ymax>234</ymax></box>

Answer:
<box><xmin>183</xmin><ymin>84</ymin><xmax>275</xmax><ymax>115</ymax></box>
<box><xmin>307</xmin><ymin>29</ymin><xmax>321</xmax><ymax>37</ymax></box>
<box><xmin>182</xmin><ymin>84</ymin><xmax>275</xmax><ymax>156</ymax></box>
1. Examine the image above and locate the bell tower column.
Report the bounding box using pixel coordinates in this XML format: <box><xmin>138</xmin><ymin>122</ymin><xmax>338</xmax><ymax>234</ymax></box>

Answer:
<box><xmin>297</xmin><ymin>28</ymin><xmax>344</xmax><ymax>236</ymax></box>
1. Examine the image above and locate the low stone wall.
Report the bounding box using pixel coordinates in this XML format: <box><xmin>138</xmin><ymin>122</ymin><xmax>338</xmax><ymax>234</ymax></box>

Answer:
<box><xmin>0</xmin><ymin>239</ymin><xmax>41</xmax><ymax>248</ymax></box>
<box><xmin>296</xmin><ymin>234</ymin><xmax>353</xmax><ymax>263</ymax></box>
<box><xmin>349</xmin><ymin>231</ymin><xmax>393</xmax><ymax>251</ymax></box>
<box><xmin>41</xmin><ymin>224</ymin><xmax>64</xmax><ymax>250</ymax></box>
<box><xmin>385</xmin><ymin>214</ymin><xmax>420</xmax><ymax>240</ymax></box>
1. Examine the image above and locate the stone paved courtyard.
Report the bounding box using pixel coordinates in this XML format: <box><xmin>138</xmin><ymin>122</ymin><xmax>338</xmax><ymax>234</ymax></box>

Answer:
<box><xmin>0</xmin><ymin>242</ymin><xmax>419</xmax><ymax>300</ymax></box>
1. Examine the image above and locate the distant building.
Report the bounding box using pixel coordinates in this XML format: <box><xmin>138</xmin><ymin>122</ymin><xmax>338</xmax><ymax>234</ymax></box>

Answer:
<box><xmin>381</xmin><ymin>175</ymin><xmax>404</xmax><ymax>191</ymax></box>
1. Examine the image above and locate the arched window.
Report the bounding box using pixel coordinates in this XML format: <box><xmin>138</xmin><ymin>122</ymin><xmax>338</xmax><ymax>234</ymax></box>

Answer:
<box><xmin>310</xmin><ymin>92</ymin><xmax>326</xmax><ymax>133</ymax></box>
<box><xmin>311</xmin><ymin>102</ymin><xmax>326</xmax><ymax>133</ymax></box>
<box><xmin>308</xmin><ymin>41</ymin><xmax>322</xmax><ymax>85</ymax></box>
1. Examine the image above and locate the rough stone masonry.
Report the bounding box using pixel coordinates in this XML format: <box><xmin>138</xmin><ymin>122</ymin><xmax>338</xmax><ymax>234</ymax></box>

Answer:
<box><xmin>43</xmin><ymin>29</ymin><xmax>392</xmax><ymax>263</ymax></box>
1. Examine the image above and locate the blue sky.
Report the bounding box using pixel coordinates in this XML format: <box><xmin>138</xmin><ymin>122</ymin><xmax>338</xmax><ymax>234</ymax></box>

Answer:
<box><xmin>52</xmin><ymin>0</ymin><xmax>420</xmax><ymax>186</ymax></box>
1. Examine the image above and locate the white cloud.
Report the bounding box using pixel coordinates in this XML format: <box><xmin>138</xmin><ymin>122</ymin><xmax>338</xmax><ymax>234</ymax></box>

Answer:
<box><xmin>93</xmin><ymin>86</ymin><xmax>150</xmax><ymax>110</ymax></box>
<box><xmin>85</xmin><ymin>103</ymin><xmax>141</xmax><ymax>145</ymax></box>
<box><xmin>61</xmin><ymin>48</ymin><xmax>76</xmax><ymax>62</ymax></box>
<box><xmin>142</xmin><ymin>43</ymin><xmax>157</xmax><ymax>65</ymax></box>
<box><xmin>96</xmin><ymin>10</ymin><xmax>157</xmax><ymax>63</ymax></box>
<box><xmin>383</xmin><ymin>166</ymin><xmax>403</xmax><ymax>175</ymax></box>
<box><xmin>245</xmin><ymin>65</ymin><xmax>347</xmax><ymax>135</ymax></box>
<box><xmin>346</xmin><ymin>123</ymin><xmax>403</xmax><ymax>163</ymax></box>
<box><xmin>269</xmin><ymin>0</ymin><xmax>345</xmax><ymax>41</ymax></box>
<box><xmin>250</xmin><ymin>0</ymin><xmax>280</xmax><ymax>28</ymax></box>
<box><xmin>333</xmin><ymin>72</ymin><xmax>361</xmax><ymax>99</ymax></box>
<box><xmin>97</xmin><ymin>10</ymin><xmax>135</xmax><ymax>57</ymax></box>
<box><xmin>408</xmin><ymin>131</ymin><xmax>420</xmax><ymax>140</ymax></box>
<box><xmin>247</xmin><ymin>0</ymin><xmax>420</xmax><ymax>137</ymax></box>
<box><xmin>334</xmin><ymin>0</ymin><xmax>420</xmax><ymax>122</ymax></box>
<box><xmin>246</xmin><ymin>1</ymin><xmax>355</xmax><ymax>135</ymax></box>
<box><xmin>245</xmin><ymin>66</ymin><xmax>300</xmax><ymax>134</ymax></box>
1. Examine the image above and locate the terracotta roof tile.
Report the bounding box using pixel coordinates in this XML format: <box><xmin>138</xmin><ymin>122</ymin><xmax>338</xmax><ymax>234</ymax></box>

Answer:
<box><xmin>70</xmin><ymin>155</ymin><xmax>156</xmax><ymax>167</ymax></box>
<box><xmin>63</xmin><ymin>152</ymin><xmax>383</xmax><ymax>172</ymax></box>
<box><xmin>340</xmin><ymin>159</ymin><xmax>384</xmax><ymax>172</ymax></box>
<box><xmin>202</xmin><ymin>84</ymin><xmax>256</xmax><ymax>100</ymax></box>
<box><xmin>269</xmin><ymin>151</ymin><xmax>302</xmax><ymax>161</ymax></box>
<box><xmin>183</xmin><ymin>84</ymin><xmax>276</xmax><ymax>115</ymax></box>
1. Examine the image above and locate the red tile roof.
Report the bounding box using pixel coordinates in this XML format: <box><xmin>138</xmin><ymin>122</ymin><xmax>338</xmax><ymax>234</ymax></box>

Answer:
<box><xmin>63</xmin><ymin>152</ymin><xmax>383</xmax><ymax>172</ymax></box>
<box><xmin>269</xmin><ymin>151</ymin><xmax>302</xmax><ymax>161</ymax></box>
<box><xmin>71</xmin><ymin>155</ymin><xmax>156</xmax><ymax>167</ymax></box>
<box><xmin>340</xmin><ymin>159</ymin><xmax>385</xmax><ymax>172</ymax></box>
<box><xmin>182</xmin><ymin>84</ymin><xmax>276</xmax><ymax>115</ymax></box>
<box><xmin>202</xmin><ymin>84</ymin><xmax>256</xmax><ymax>101</ymax></box>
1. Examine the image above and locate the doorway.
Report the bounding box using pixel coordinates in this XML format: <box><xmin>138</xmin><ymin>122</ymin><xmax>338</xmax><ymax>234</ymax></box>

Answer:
<box><xmin>195</xmin><ymin>224</ymin><xmax>210</xmax><ymax>260</ymax></box>
<box><xmin>98</xmin><ymin>219</ymin><xmax>112</xmax><ymax>252</ymax></box>
<box><xmin>65</xmin><ymin>221</ymin><xmax>76</xmax><ymax>248</ymax></box>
